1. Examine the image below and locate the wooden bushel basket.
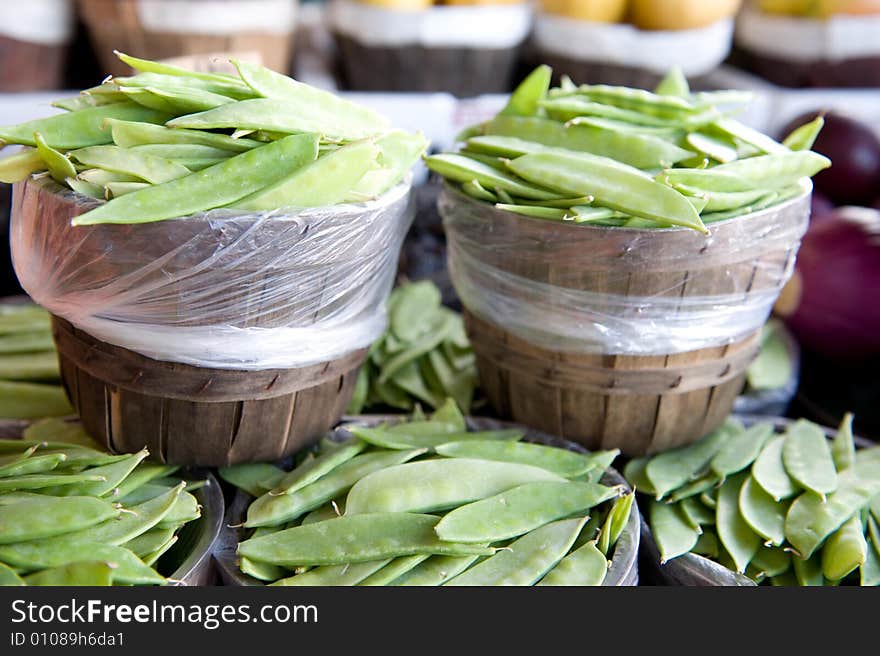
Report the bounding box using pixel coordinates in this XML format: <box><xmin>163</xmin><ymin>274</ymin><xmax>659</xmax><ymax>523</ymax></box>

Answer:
<box><xmin>76</xmin><ymin>0</ymin><xmax>298</xmax><ymax>75</ymax></box>
<box><xmin>440</xmin><ymin>183</ymin><xmax>811</xmax><ymax>456</ymax></box>
<box><xmin>11</xmin><ymin>176</ymin><xmax>411</xmax><ymax>466</ymax></box>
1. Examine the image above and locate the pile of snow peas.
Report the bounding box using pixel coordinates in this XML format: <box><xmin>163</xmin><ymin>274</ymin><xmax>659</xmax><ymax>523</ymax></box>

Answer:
<box><xmin>219</xmin><ymin>400</ymin><xmax>632</xmax><ymax>586</ymax></box>
<box><xmin>426</xmin><ymin>66</ymin><xmax>831</xmax><ymax>233</ymax></box>
<box><xmin>347</xmin><ymin>281</ymin><xmax>478</xmax><ymax>415</ymax></box>
<box><xmin>0</xmin><ymin>303</ymin><xmax>72</xmax><ymax>420</ymax></box>
<box><xmin>628</xmin><ymin>415</ymin><xmax>880</xmax><ymax>586</ymax></box>
<box><xmin>0</xmin><ymin>52</ymin><xmax>427</xmax><ymax>225</ymax></box>
<box><xmin>0</xmin><ymin>419</ymin><xmax>204</xmax><ymax>586</ymax></box>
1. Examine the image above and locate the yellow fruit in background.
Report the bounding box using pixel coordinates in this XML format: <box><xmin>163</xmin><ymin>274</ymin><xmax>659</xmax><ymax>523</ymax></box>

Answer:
<box><xmin>758</xmin><ymin>0</ymin><xmax>813</xmax><ymax>14</ymax></box>
<box><xmin>629</xmin><ymin>0</ymin><xmax>743</xmax><ymax>30</ymax></box>
<box><xmin>357</xmin><ymin>0</ymin><xmax>433</xmax><ymax>9</ymax></box>
<box><xmin>443</xmin><ymin>0</ymin><xmax>526</xmax><ymax>5</ymax></box>
<box><xmin>811</xmin><ymin>0</ymin><xmax>880</xmax><ymax>16</ymax></box>
<box><xmin>540</xmin><ymin>0</ymin><xmax>629</xmax><ymax>22</ymax></box>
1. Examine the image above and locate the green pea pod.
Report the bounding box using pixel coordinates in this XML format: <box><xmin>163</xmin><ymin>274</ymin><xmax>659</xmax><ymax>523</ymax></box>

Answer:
<box><xmin>120</xmin><ymin>86</ymin><xmax>233</xmax><ymax>114</ymax></box>
<box><xmin>832</xmin><ymin>413</ymin><xmax>856</xmax><ymax>473</ymax></box>
<box><xmin>739</xmin><ymin>475</ymin><xmax>788</xmax><ymax>546</ymax></box>
<box><xmin>22</xmin><ymin>418</ymin><xmax>101</xmax><ymax>450</ymax></box>
<box><xmin>747</xmin><ymin>321</ymin><xmax>793</xmax><ymax>390</ymax></box>
<box><xmin>649</xmin><ymin>499</ymin><xmax>699</xmax><ymax>563</ymax></box>
<box><xmin>0</xmin><ymin>148</ymin><xmax>45</xmax><ymax>183</ymax></box>
<box><xmin>0</xmin><ymin>496</ymin><xmax>120</xmax><ymax>544</ymax></box>
<box><xmin>0</xmin><ymin>562</ymin><xmax>25</xmax><ymax>586</ymax></box>
<box><xmin>123</xmin><ymin>527</ymin><xmax>176</xmax><ymax>559</ymax></box>
<box><xmin>692</xmin><ymin>531</ymin><xmax>719</xmax><ymax>558</ymax></box>
<box><xmin>539</xmin><ymin>98</ymin><xmax>676</xmax><ymax>126</ymax></box>
<box><xmin>0</xmin><ymin>331</ymin><xmax>54</xmax><ymax>355</ymax></box>
<box><xmin>782</xmin><ymin>420</ymin><xmax>838</xmax><ymax>499</ymax></box>
<box><xmin>240</xmin><ymin>513</ymin><xmax>493</xmax><ymax>567</ymax></box>
<box><xmin>116</xmin><ymin>51</ymin><xmax>245</xmax><ymax>85</ymax></box>
<box><xmin>494</xmin><ymin>204</ymin><xmax>571</xmax><ymax>221</ymax></box>
<box><xmin>710</xmin><ymin>151</ymin><xmax>831</xmax><ymax>189</ymax></box>
<box><xmin>792</xmin><ymin>553</ymin><xmax>824</xmax><ymax>586</ymax></box>
<box><xmin>657</xmin><ymin>167</ymin><xmax>757</xmax><ymax>192</ymax></box>
<box><xmin>349</xmin><ymin>130</ymin><xmax>427</xmax><ymax>200</ymax></box>
<box><xmin>0</xmin><ymin>472</ymin><xmax>106</xmax><ymax>493</ymax></box>
<box><xmin>716</xmin><ymin>472</ymin><xmax>761</xmax><ymax>573</ymax></box>
<box><xmin>115</xmin><ymin>71</ymin><xmax>254</xmax><ymax>100</ymax></box>
<box><xmin>44</xmin><ymin>450</ymin><xmax>148</xmax><ymax>498</ymax></box>
<box><xmin>156</xmin><ymin>490</ymin><xmax>201</xmax><ymax>529</ymax></box>
<box><xmin>0</xmin><ymin>103</ymin><xmax>171</xmax><ymax>149</ymax></box>
<box><xmin>141</xmin><ymin>535</ymin><xmax>178</xmax><ymax>567</ymax></box>
<box><xmin>388</xmin><ymin>554</ymin><xmax>480</xmax><ymax>586</ymax></box>
<box><xmin>821</xmin><ymin>514</ymin><xmax>867</xmax><ymax>581</ymax></box>
<box><xmin>654</xmin><ymin>67</ymin><xmax>690</xmax><ymax>97</ymax></box>
<box><xmin>558</xmin><ymin>84</ymin><xmax>695</xmax><ymax>118</ymax></box>
<box><xmin>685</xmin><ymin>131</ymin><xmax>738</xmax><ymax>164</ymax></box>
<box><xmin>108</xmin><ymin>119</ymin><xmax>261</xmax><ymax>152</ymax></box>
<box><xmin>445</xmin><ymin>517</ymin><xmax>586</xmax><ymax>586</ymax></box>
<box><xmin>73</xmin><ymin>133</ymin><xmax>320</xmax><ymax>226</ymax></box>
<box><xmin>358</xmin><ymin>555</ymin><xmax>432</xmax><ymax>586</ymax></box>
<box><xmin>24</xmin><ymin>561</ymin><xmax>115</xmax><ymax>586</ymax></box>
<box><xmin>233</xmin><ymin>139</ymin><xmax>376</xmax><ymax>210</ymax></box>
<box><xmin>500</xmin><ymin>64</ymin><xmax>551</xmax><ymax>118</ymax></box>
<box><xmin>240</xmin><ymin>556</ymin><xmax>287</xmax><ymax>582</ymax></box>
<box><xmin>860</xmin><ymin>534</ymin><xmax>880</xmax><ymax>586</ymax></box>
<box><xmin>712</xmin><ymin>117</ymin><xmax>789</xmax><ymax>156</ymax></box>
<box><xmin>645</xmin><ymin>422</ymin><xmax>732</xmax><ymax>499</ymax></box>
<box><xmin>389</xmin><ymin>280</ymin><xmax>442</xmax><ymax>342</ymax></box>
<box><xmin>378</xmin><ymin>312</ymin><xmax>456</xmax><ymax>383</ymax></box>
<box><xmin>752</xmin><ymin>434</ymin><xmax>799</xmax><ymax>502</ymax></box>
<box><xmin>711</xmin><ymin>422</ymin><xmax>774</xmax><ymax>481</ymax></box>
<box><xmin>0</xmin><ymin>350</ymin><xmax>61</xmax><ymax>381</ymax></box>
<box><xmin>433</xmin><ymin>439</ymin><xmax>597</xmax><ymax>478</ymax></box>
<box><xmin>751</xmin><ymin>546</ymin><xmax>791</xmax><ymax>578</ymax></box>
<box><xmin>679</xmin><ymin>496</ymin><xmax>715</xmax><ymax>528</ymax></box>
<box><xmin>538</xmin><ymin>539</ymin><xmax>608</xmax><ymax>586</ymax></box>
<box><xmin>0</xmin><ymin>453</ymin><xmax>67</xmax><ymax>478</ymax></box>
<box><xmin>349</xmin><ymin>427</ymin><xmax>521</xmax><ymax>452</ymax></box>
<box><xmin>272</xmin><ymin>560</ymin><xmax>390</xmax><ymax>586</ymax></box>
<box><xmin>430</xmin><ymin>398</ymin><xmax>467</xmax><ymax>431</ymax></box>
<box><xmin>461</xmin><ymin>180</ymin><xmax>498</xmax><ymax>203</ymax></box>
<box><xmin>53</xmin><ymin>94</ymin><xmax>127</xmax><ymax>112</ymax></box>
<box><xmin>0</xmin><ymin>381</ymin><xmax>73</xmax><ymax>419</ymax></box>
<box><xmin>507</xmin><ymin>151</ymin><xmax>706</xmax><ymax>233</ymax></box>
<box><xmin>33</xmin><ymin>132</ymin><xmax>76</xmax><ymax>184</ymax></box>
<box><xmin>785</xmin><ymin>458</ymin><xmax>880</xmax><ymax>559</ymax></box>
<box><xmin>782</xmin><ymin>116</ymin><xmax>825</xmax><ymax>152</ymax></box>
<box><xmin>70</xmin><ymin>145</ymin><xmax>191</xmax><ymax>184</ymax></box>
<box><xmin>104</xmin><ymin>181</ymin><xmax>148</xmax><ymax>198</ymax></box>
<box><xmin>622</xmin><ymin>457</ymin><xmax>657</xmax><ymax>497</ymax></box>
<box><xmin>271</xmin><ymin>438</ymin><xmax>367</xmax><ymax>496</ymax></box>
<box><xmin>425</xmin><ymin>153</ymin><xmax>557</xmax><ymax>201</ymax></box>
<box><xmin>66</xmin><ymin>177</ymin><xmax>103</xmax><ymax>199</ymax></box>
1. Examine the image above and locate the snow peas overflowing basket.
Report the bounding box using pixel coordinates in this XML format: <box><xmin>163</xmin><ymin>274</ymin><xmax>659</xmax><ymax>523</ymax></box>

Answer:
<box><xmin>0</xmin><ymin>52</ymin><xmax>426</xmax><ymax>466</ymax></box>
<box><xmin>428</xmin><ymin>66</ymin><xmax>828</xmax><ymax>456</ymax></box>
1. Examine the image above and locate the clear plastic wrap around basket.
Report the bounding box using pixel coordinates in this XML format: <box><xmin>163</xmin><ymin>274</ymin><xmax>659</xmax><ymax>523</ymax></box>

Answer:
<box><xmin>440</xmin><ymin>181</ymin><xmax>811</xmax><ymax>357</ymax></box>
<box><xmin>11</xmin><ymin>178</ymin><xmax>414</xmax><ymax>370</ymax></box>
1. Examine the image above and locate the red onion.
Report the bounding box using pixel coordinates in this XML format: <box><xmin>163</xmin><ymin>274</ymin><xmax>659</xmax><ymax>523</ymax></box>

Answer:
<box><xmin>775</xmin><ymin>207</ymin><xmax>880</xmax><ymax>361</ymax></box>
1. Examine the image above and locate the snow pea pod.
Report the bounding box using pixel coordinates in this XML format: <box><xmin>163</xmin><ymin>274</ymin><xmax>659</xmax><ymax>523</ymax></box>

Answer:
<box><xmin>445</xmin><ymin>517</ymin><xmax>586</xmax><ymax>586</ymax></box>
<box><xmin>539</xmin><ymin>98</ymin><xmax>675</xmax><ymax>126</ymax></box>
<box><xmin>240</xmin><ymin>556</ymin><xmax>287</xmax><ymax>582</ymax></box>
<box><xmin>792</xmin><ymin>553</ymin><xmax>824</xmax><ymax>586</ymax></box>
<box><xmin>0</xmin><ymin>453</ymin><xmax>67</xmax><ymax>478</ymax></box>
<box><xmin>349</xmin><ymin>130</ymin><xmax>427</xmax><ymax>200</ymax></box>
<box><xmin>622</xmin><ymin>457</ymin><xmax>657</xmax><ymax>497</ymax></box>
<box><xmin>0</xmin><ymin>562</ymin><xmax>25</xmax><ymax>586</ymax></box>
<box><xmin>105</xmin><ymin>182</ymin><xmax>149</xmax><ymax>198</ymax></box>
<box><xmin>679</xmin><ymin>496</ymin><xmax>715</xmax><ymax>528</ymax></box>
<box><xmin>0</xmin><ymin>380</ymin><xmax>73</xmax><ymax>419</ymax></box>
<box><xmin>73</xmin><ymin>133</ymin><xmax>319</xmax><ymax>225</ymax></box>
<box><xmin>116</xmin><ymin>51</ymin><xmax>245</xmax><ymax>85</ymax></box>
<box><xmin>782</xmin><ymin>420</ymin><xmax>838</xmax><ymax>499</ymax></box>
<box><xmin>538</xmin><ymin>539</ymin><xmax>607</xmax><ymax>586</ymax></box>
<box><xmin>0</xmin><ymin>496</ymin><xmax>120</xmax><ymax>544</ymax></box>
<box><xmin>270</xmin><ymin>438</ymin><xmax>367</xmax><ymax>496</ymax></box>
<box><xmin>233</xmin><ymin>59</ymin><xmax>389</xmax><ymax>139</ymax></box>
<box><xmin>0</xmin><ymin>148</ymin><xmax>44</xmax><ymax>183</ymax></box>
<box><xmin>860</xmin><ymin>534</ymin><xmax>880</xmax><ymax>586</ymax></box>
<box><xmin>712</xmin><ymin>117</ymin><xmax>789</xmax><ymax>156</ymax></box>
<box><xmin>345</xmin><ymin>458</ymin><xmax>565</xmax><ymax>515</ymax></box>
<box><xmin>240</xmin><ymin>513</ymin><xmax>493</xmax><ymax>567</ymax></box>
<box><xmin>821</xmin><ymin>515</ymin><xmax>867</xmax><ymax>581</ymax></box>
<box><xmin>751</xmin><ymin>546</ymin><xmax>791</xmax><ymax>578</ymax></box>
<box><xmin>123</xmin><ymin>527</ymin><xmax>176</xmax><ymax>559</ymax></box>
<box><xmin>115</xmin><ymin>71</ymin><xmax>254</xmax><ymax>100</ymax></box>
<box><xmin>716</xmin><ymin>473</ymin><xmax>762</xmax><ymax>573</ymax></box>
<box><xmin>494</xmin><ymin>204</ymin><xmax>570</xmax><ymax>221</ymax></box>
<box><xmin>711</xmin><ymin>152</ymin><xmax>830</xmax><ymax>189</ymax></box>
<box><xmin>499</xmin><ymin>64</ymin><xmax>551</xmax><ymax>118</ymax></box>
<box><xmin>33</xmin><ymin>132</ymin><xmax>76</xmax><ymax>183</ymax></box>
<box><xmin>692</xmin><ymin>531</ymin><xmax>719</xmax><ymax>558</ymax></box>
<box><xmin>785</xmin><ymin>459</ymin><xmax>880</xmax><ymax>559</ymax></box>
<box><xmin>155</xmin><ymin>490</ymin><xmax>200</xmax><ymax>529</ymax></box>
<box><xmin>832</xmin><ymin>413</ymin><xmax>856</xmax><ymax>472</ymax></box>
<box><xmin>433</xmin><ymin>440</ymin><xmax>599</xmax><ymax>478</ymax></box>
<box><xmin>739</xmin><ymin>475</ymin><xmax>787</xmax><ymax>546</ymax></box>
<box><xmin>461</xmin><ymin>180</ymin><xmax>498</xmax><ymax>202</ymax></box>
<box><xmin>435</xmin><ymin>481</ymin><xmax>617</xmax><ymax>543</ymax></box>
<box><xmin>752</xmin><ymin>434</ymin><xmax>799</xmax><ymax>502</ymax></box>
<box><xmin>782</xmin><ymin>116</ymin><xmax>824</xmax><ymax>152</ymax></box>
<box><xmin>645</xmin><ymin>422</ymin><xmax>731</xmax><ymax>499</ymax></box>
<box><xmin>685</xmin><ymin>132</ymin><xmax>738</xmax><ymax>164</ymax></box>
<box><xmin>0</xmin><ymin>472</ymin><xmax>105</xmax><ymax>493</ymax></box>
<box><xmin>129</xmin><ymin>144</ymin><xmax>233</xmax><ymax>161</ymax></box>
<box><xmin>388</xmin><ymin>554</ymin><xmax>480</xmax><ymax>586</ymax></box>
<box><xmin>508</xmin><ymin>152</ymin><xmax>706</xmax><ymax>233</ymax></box>
<box><xmin>233</xmin><ymin>140</ymin><xmax>375</xmax><ymax>210</ymax></box>
<box><xmin>24</xmin><ymin>561</ymin><xmax>115</xmax><ymax>587</ymax></box>
<box><xmin>649</xmin><ymin>499</ymin><xmax>699</xmax><ymax>563</ymax></box>
<box><xmin>425</xmin><ymin>153</ymin><xmax>557</xmax><ymax>201</ymax></box>
<box><xmin>70</xmin><ymin>145</ymin><xmax>190</xmax><ymax>184</ymax></box>
<box><xmin>600</xmin><ymin>492</ymin><xmax>634</xmax><ymax>554</ymax></box>
<box><xmin>142</xmin><ymin>535</ymin><xmax>178</xmax><ymax>567</ymax></box>
<box><xmin>358</xmin><ymin>555</ymin><xmax>431</xmax><ymax>586</ymax></box>
<box><xmin>45</xmin><ymin>450</ymin><xmax>148</xmax><ymax>498</ymax></box>
<box><xmin>658</xmin><ymin>168</ymin><xmax>756</xmax><ymax>192</ymax></box>
<box><xmin>108</xmin><ymin>119</ymin><xmax>261</xmax><ymax>152</ymax></box>
<box><xmin>654</xmin><ymin>67</ymin><xmax>690</xmax><ymax>97</ymax></box>
<box><xmin>711</xmin><ymin>422</ymin><xmax>774</xmax><ymax>481</ymax></box>
<box><xmin>558</xmin><ymin>84</ymin><xmax>695</xmax><ymax>118</ymax></box>
<box><xmin>121</xmin><ymin>86</ymin><xmax>233</xmax><ymax>114</ymax></box>
<box><xmin>485</xmin><ymin>116</ymin><xmax>693</xmax><ymax>169</ymax></box>
<box><xmin>0</xmin><ymin>350</ymin><xmax>60</xmax><ymax>381</ymax></box>
<box><xmin>271</xmin><ymin>560</ymin><xmax>390</xmax><ymax>586</ymax></box>
<box><xmin>246</xmin><ymin>449</ymin><xmax>426</xmax><ymax>528</ymax></box>
<box><xmin>0</xmin><ymin>103</ymin><xmax>170</xmax><ymax>149</ymax></box>
<box><xmin>348</xmin><ymin>427</ymin><xmax>521</xmax><ymax>452</ymax></box>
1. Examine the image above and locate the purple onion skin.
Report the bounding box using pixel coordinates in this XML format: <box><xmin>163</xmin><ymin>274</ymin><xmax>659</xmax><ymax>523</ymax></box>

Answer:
<box><xmin>780</xmin><ymin>207</ymin><xmax>880</xmax><ymax>361</ymax></box>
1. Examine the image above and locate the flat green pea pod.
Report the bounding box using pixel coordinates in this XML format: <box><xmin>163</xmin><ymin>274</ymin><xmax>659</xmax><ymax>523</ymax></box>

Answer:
<box><xmin>129</xmin><ymin>143</ymin><xmax>233</xmax><ymax>162</ymax></box>
<box><xmin>271</xmin><ymin>560</ymin><xmax>390</xmax><ymax>586</ymax></box>
<box><xmin>622</xmin><ymin>457</ymin><xmax>657</xmax><ymax>497</ymax></box>
<box><xmin>645</xmin><ymin>422</ymin><xmax>732</xmax><ymax>499</ymax></box>
<box><xmin>507</xmin><ymin>151</ymin><xmax>706</xmax><ymax>233</ymax></box>
<box><xmin>655</xmin><ymin>67</ymin><xmax>690</xmax><ymax>97</ymax></box>
<box><xmin>233</xmin><ymin>140</ymin><xmax>378</xmax><ymax>210</ymax></box>
<box><xmin>658</xmin><ymin>167</ymin><xmax>756</xmax><ymax>193</ymax></box>
<box><xmin>430</xmin><ymin>398</ymin><xmax>467</xmax><ymax>431</ymax></box>
<box><xmin>301</xmin><ymin>504</ymin><xmax>342</xmax><ymax>525</ymax></box>
<box><xmin>782</xmin><ymin>420</ymin><xmax>838</xmax><ymax>499</ymax></box>
<box><xmin>445</xmin><ymin>517</ymin><xmax>586</xmax><ymax>586</ymax></box>
<box><xmin>539</xmin><ymin>98</ymin><xmax>676</xmax><ymax>126</ymax></box>
<box><xmin>246</xmin><ymin>449</ymin><xmax>426</xmax><ymax>528</ymax></box>
<box><xmin>0</xmin><ymin>562</ymin><xmax>25</xmax><ymax>586</ymax></box>
<box><xmin>558</xmin><ymin>84</ymin><xmax>695</xmax><ymax>118</ymax></box>
<box><xmin>348</xmin><ymin>427</ymin><xmax>521</xmax><ymax>452</ymax></box>
<box><xmin>0</xmin><ymin>148</ymin><xmax>47</xmax><ymax>183</ymax></box>
<box><xmin>0</xmin><ymin>380</ymin><xmax>74</xmax><ymax>419</ymax></box>
<box><xmin>0</xmin><ymin>472</ymin><xmax>106</xmax><ymax>493</ymax></box>
<box><xmin>23</xmin><ymin>561</ymin><xmax>115</xmax><ymax>587</ymax></box>
<box><xmin>716</xmin><ymin>472</ymin><xmax>762</xmax><ymax>573</ymax></box>
<box><xmin>123</xmin><ymin>527</ymin><xmax>176</xmax><ymax>559</ymax></box>
<box><xmin>782</xmin><ymin>116</ymin><xmax>825</xmax><ymax>152</ymax></box>
<box><xmin>120</xmin><ymin>85</ymin><xmax>234</xmax><ymax>115</ymax></box>
<box><xmin>785</xmin><ymin>458</ymin><xmax>880</xmax><ymax>559</ymax></box>
<box><xmin>0</xmin><ymin>496</ymin><xmax>120</xmax><ymax>544</ymax></box>
<box><xmin>712</xmin><ymin>117</ymin><xmax>789</xmax><ymax>156</ymax></box>
<box><xmin>239</xmin><ymin>513</ymin><xmax>493</xmax><ymax>567</ymax></box>
<box><xmin>73</xmin><ymin>132</ymin><xmax>320</xmax><ymax>226</ymax></box>
<box><xmin>33</xmin><ymin>132</ymin><xmax>76</xmax><ymax>184</ymax></box>
<box><xmin>358</xmin><ymin>555</ymin><xmax>431</xmax><ymax>586</ymax></box>
<box><xmin>752</xmin><ymin>434</ymin><xmax>799</xmax><ymax>502</ymax></box>
<box><xmin>709</xmin><ymin>151</ymin><xmax>830</xmax><ymax>189</ymax></box>
<box><xmin>692</xmin><ymin>531</ymin><xmax>719</xmax><ymax>558</ymax></box>
<box><xmin>111</xmin><ymin>463</ymin><xmax>179</xmax><ymax>499</ymax></box>
<box><xmin>156</xmin><ymin>490</ymin><xmax>200</xmax><ymax>529</ymax></box>
<box><xmin>499</xmin><ymin>64</ymin><xmax>551</xmax><ymax>118</ymax></box>
<box><xmin>388</xmin><ymin>280</ymin><xmax>443</xmax><ymax>341</ymax></box>
<box><xmin>679</xmin><ymin>496</ymin><xmax>714</xmax><ymax>528</ymax></box>
<box><xmin>344</xmin><ymin>458</ymin><xmax>565</xmax><ymax>515</ymax></box>
<box><xmin>711</xmin><ymin>422</ymin><xmax>774</xmax><ymax>482</ymax></box>
<box><xmin>684</xmin><ymin>132</ymin><xmax>738</xmax><ymax>164</ymax></box>
<box><xmin>269</xmin><ymin>438</ymin><xmax>367</xmax><ymax>496</ymax></box>
<box><xmin>218</xmin><ymin>463</ymin><xmax>286</xmax><ymax>497</ymax></box>
<box><xmin>538</xmin><ymin>539</ymin><xmax>608</xmax><ymax>586</ymax></box>
<box><xmin>676</xmin><ymin>186</ymin><xmax>769</xmax><ymax>213</ymax></box>
<box><xmin>388</xmin><ymin>554</ymin><xmax>480</xmax><ymax>586</ymax></box>
<box><xmin>494</xmin><ymin>204</ymin><xmax>571</xmax><ymax>221</ymax></box>
<box><xmin>604</xmin><ymin>491</ymin><xmax>636</xmax><ymax>551</ymax></box>
<box><xmin>0</xmin><ymin>542</ymin><xmax>164</xmax><ymax>585</ymax></box>
<box><xmin>0</xmin><ymin>350</ymin><xmax>60</xmax><ymax>381</ymax></box>
<box><xmin>434</xmin><ymin>481</ymin><xmax>617</xmax><ymax>543</ymax></box>
<box><xmin>425</xmin><ymin>153</ymin><xmax>557</xmax><ymax>201</ymax></box>
<box><xmin>114</xmin><ymin>70</ymin><xmax>254</xmax><ymax>100</ymax></box>
<box><xmin>832</xmin><ymin>413</ymin><xmax>856</xmax><ymax>472</ymax></box>
<box><xmin>750</xmin><ymin>546</ymin><xmax>791</xmax><ymax>579</ymax></box>
<box><xmin>821</xmin><ymin>515</ymin><xmax>867</xmax><ymax>581</ymax></box>
<box><xmin>461</xmin><ymin>180</ymin><xmax>498</xmax><ymax>203</ymax></box>
<box><xmin>240</xmin><ymin>555</ymin><xmax>287</xmax><ymax>583</ymax></box>
<box><xmin>649</xmin><ymin>499</ymin><xmax>699</xmax><ymax>563</ymax></box>
<box><xmin>861</xmin><ymin>534</ymin><xmax>880</xmax><ymax>586</ymax></box>
<box><xmin>45</xmin><ymin>450</ymin><xmax>148</xmax><ymax>498</ymax></box>
<box><xmin>116</xmin><ymin>51</ymin><xmax>245</xmax><ymax>84</ymax></box>
<box><xmin>70</xmin><ymin>145</ymin><xmax>191</xmax><ymax>184</ymax></box>
<box><xmin>108</xmin><ymin>119</ymin><xmax>261</xmax><ymax>152</ymax></box>
<box><xmin>0</xmin><ymin>452</ymin><xmax>67</xmax><ymax>478</ymax></box>
<box><xmin>433</xmin><ymin>440</ymin><xmax>596</xmax><ymax>478</ymax></box>
<box><xmin>792</xmin><ymin>553</ymin><xmax>824</xmax><ymax>586</ymax></box>
<box><xmin>0</xmin><ymin>103</ymin><xmax>171</xmax><ymax>150</ymax></box>
<box><xmin>348</xmin><ymin>130</ymin><xmax>428</xmax><ymax>200</ymax></box>
<box><xmin>232</xmin><ymin>59</ymin><xmax>389</xmax><ymax>140</ymax></box>
<box><xmin>739</xmin><ymin>475</ymin><xmax>788</xmax><ymax>546</ymax></box>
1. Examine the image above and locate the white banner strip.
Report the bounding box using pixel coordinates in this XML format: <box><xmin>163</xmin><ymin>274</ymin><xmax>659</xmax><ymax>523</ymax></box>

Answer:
<box><xmin>0</xmin><ymin>0</ymin><xmax>74</xmax><ymax>45</ymax></box>
<box><xmin>136</xmin><ymin>0</ymin><xmax>298</xmax><ymax>35</ymax></box>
